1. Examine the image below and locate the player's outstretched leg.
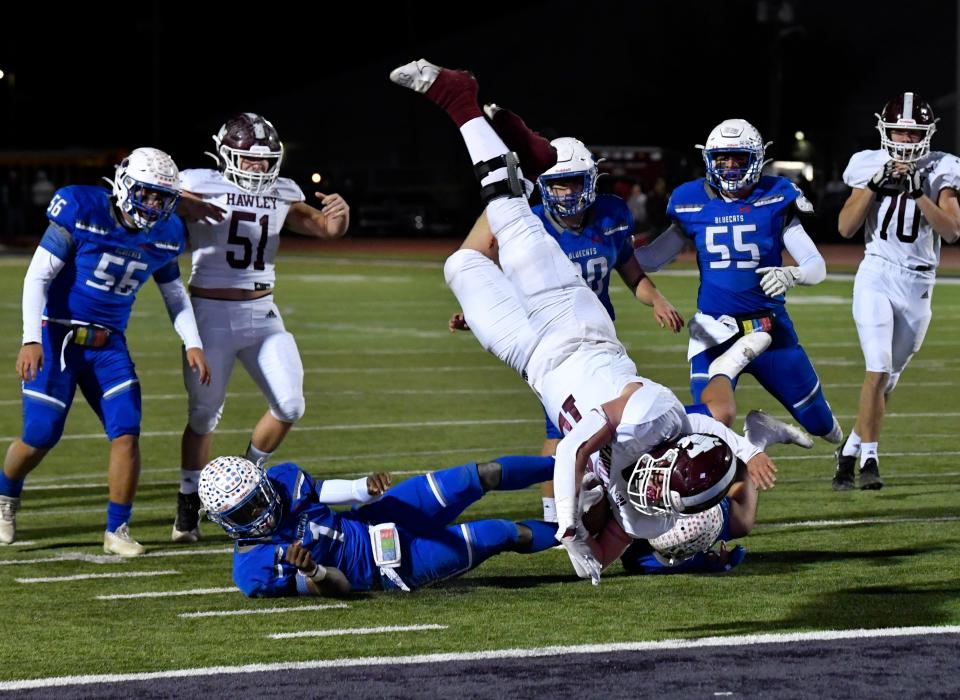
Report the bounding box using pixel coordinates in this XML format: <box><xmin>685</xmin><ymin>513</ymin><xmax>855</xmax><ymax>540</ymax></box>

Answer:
<box><xmin>743</xmin><ymin>409</ymin><xmax>814</xmax><ymax>450</ymax></box>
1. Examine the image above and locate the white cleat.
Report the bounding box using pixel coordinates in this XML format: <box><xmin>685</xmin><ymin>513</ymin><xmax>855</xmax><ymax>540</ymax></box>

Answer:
<box><xmin>744</xmin><ymin>409</ymin><xmax>814</xmax><ymax>451</ymax></box>
<box><xmin>708</xmin><ymin>331</ymin><xmax>772</xmax><ymax>381</ymax></box>
<box><xmin>389</xmin><ymin>58</ymin><xmax>441</xmax><ymax>93</ymax></box>
<box><xmin>104</xmin><ymin>523</ymin><xmax>145</xmax><ymax>558</ymax></box>
<box><xmin>0</xmin><ymin>495</ymin><xmax>20</xmax><ymax>545</ymax></box>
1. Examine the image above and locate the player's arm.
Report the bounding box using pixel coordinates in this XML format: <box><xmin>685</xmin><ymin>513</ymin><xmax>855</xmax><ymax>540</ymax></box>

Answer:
<box><xmin>19</xmin><ymin>225</ymin><xmax>72</xmax><ymax>381</ymax></box>
<box><xmin>154</xmin><ymin>264</ymin><xmax>211</xmax><ymax>385</ymax></box>
<box><xmin>913</xmin><ymin>186</ymin><xmax>960</xmax><ymax>243</ymax></box>
<box><xmin>632</xmin><ymin>223</ymin><xmax>687</xmax><ymax>271</ymax></box>
<box><xmin>285</xmin><ymin>541</ymin><xmax>352</xmax><ymax>597</ymax></box>
<box><xmin>315</xmin><ymin>473</ymin><xmax>391</xmax><ymax>505</ymax></box>
<box><xmin>837</xmin><ymin>187</ymin><xmax>874</xmax><ymax>239</ymax></box>
<box><xmin>756</xmin><ymin>217</ymin><xmax>826</xmax><ymax>297</ymax></box>
<box><xmin>616</xmin><ymin>256</ymin><xmax>684</xmax><ymax>332</ymax></box>
<box><xmin>284</xmin><ymin>194</ymin><xmax>350</xmax><ymax>238</ymax></box>
<box><xmin>175</xmin><ymin>190</ymin><xmax>226</xmax><ymax>224</ymax></box>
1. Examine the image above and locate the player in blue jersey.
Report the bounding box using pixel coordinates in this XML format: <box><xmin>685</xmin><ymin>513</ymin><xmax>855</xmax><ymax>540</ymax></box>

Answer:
<box><xmin>197</xmin><ymin>453</ymin><xmax>559</xmax><ymax>596</ymax></box>
<box><xmin>0</xmin><ymin>148</ymin><xmax>211</xmax><ymax>555</ymax></box>
<box><xmin>448</xmin><ymin>105</ymin><xmax>683</xmax><ymax>522</ymax></box>
<box><xmin>635</xmin><ymin>119</ymin><xmax>842</xmax><ymax>453</ymax></box>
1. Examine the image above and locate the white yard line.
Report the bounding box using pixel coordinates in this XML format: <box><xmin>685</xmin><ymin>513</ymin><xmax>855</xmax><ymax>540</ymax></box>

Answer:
<box><xmin>2</xmin><ymin>626</ymin><xmax>957</xmax><ymax>691</ymax></box>
<box><xmin>17</xmin><ymin>570</ymin><xmax>180</xmax><ymax>584</ymax></box>
<box><xmin>268</xmin><ymin>624</ymin><xmax>448</xmax><ymax>639</ymax></box>
<box><xmin>95</xmin><ymin>587</ymin><xmax>237</xmax><ymax>600</ymax></box>
<box><xmin>179</xmin><ymin>603</ymin><xmax>349</xmax><ymax>619</ymax></box>
<box><xmin>0</xmin><ymin>548</ymin><xmax>231</xmax><ymax>567</ymax></box>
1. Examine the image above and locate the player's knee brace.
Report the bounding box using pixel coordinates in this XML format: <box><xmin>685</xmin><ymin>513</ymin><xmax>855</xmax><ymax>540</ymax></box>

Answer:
<box><xmin>270</xmin><ymin>396</ymin><xmax>305</xmax><ymax>424</ymax></box>
<box><xmin>475</xmin><ymin>152</ymin><xmax>525</xmax><ymax>205</ymax></box>
<box><xmin>187</xmin><ymin>404</ymin><xmax>223</xmax><ymax>435</ymax></box>
<box><xmin>22</xmin><ymin>406</ymin><xmax>66</xmax><ymax>449</ymax></box>
<box><xmin>476</xmin><ymin>461</ymin><xmax>502</xmax><ymax>492</ymax></box>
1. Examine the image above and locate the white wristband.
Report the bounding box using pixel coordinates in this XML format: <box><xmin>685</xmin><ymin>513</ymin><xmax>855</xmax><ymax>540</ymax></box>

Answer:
<box><xmin>307</xmin><ymin>564</ymin><xmax>328</xmax><ymax>582</ymax></box>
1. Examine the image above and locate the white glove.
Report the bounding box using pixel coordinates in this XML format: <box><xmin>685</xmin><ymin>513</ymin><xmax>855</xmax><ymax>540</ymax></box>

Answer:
<box><xmin>755</xmin><ymin>266</ymin><xmax>801</xmax><ymax>297</ymax></box>
<box><xmin>560</xmin><ymin>525</ymin><xmax>602</xmax><ymax>585</ymax></box>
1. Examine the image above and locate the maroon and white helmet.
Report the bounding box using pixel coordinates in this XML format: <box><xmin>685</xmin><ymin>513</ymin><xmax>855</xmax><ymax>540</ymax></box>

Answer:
<box><xmin>624</xmin><ymin>433</ymin><xmax>737</xmax><ymax>517</ymax></box>
<box><xmin>876</xmin><ymin>92</ymin><xmax>937</xmax><ymax>163</ymax></box>
<box><xmin>212</xmin><ymin>113</ymin><xmax>284</xmax><ymax>194</ymax></box>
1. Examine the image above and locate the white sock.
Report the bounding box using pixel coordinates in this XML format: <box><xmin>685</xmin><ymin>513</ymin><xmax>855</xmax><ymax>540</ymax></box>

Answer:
<box><xmin>542</xmin><ymin>497</ymin><xmax>557</xmax><ymax>524</ymax></box>
<box><xmin>245</xmin><ymin>442</ymin><xmax>272</xmax><ymax>467</ymax></box>
<box><xmin>860</xmin><ymin>442</ymin><xmax>878</xmax><ymax>467</ymax></box>
<box><xmin>179</xmin><ymin>469</ymin><xmax>201</xmax><ymax>495</ymax></box>
<box><xmin>842</xmin><ymin>430</ymin><xmax>861</xmax><ymax>458</ymax></box>
<box><xmin>459</xmin><ymin>117</ymin><xmax>525</xmax><ymax>188</ymax></box>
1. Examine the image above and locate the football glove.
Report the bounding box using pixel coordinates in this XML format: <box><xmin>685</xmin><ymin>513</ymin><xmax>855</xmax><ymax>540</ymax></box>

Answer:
<box><xmin>756</xmin><ymin>266</ymin><xmax>801</xmax><ymax>297</ymax></box>
<box><xmin>867</xmin><ymin>160</ymin><xmax>899</xmax><ymax>194</ymax></box>
<box><xmin>902</xmin><ymin>163</ymin><xmax>925</xmax><ymax>199</ymax></box>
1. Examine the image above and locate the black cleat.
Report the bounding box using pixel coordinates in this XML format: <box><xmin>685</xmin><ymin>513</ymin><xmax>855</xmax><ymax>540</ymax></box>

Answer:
<box><xmin>859</xmin><ymin>458</ymin><xmax>884</xmax><ymax>490</ymax></box>
<box><xmin>832</xmin><ymin>449</ymin><xmax>856</xmax><ymax>491</ymax></box>
<box><xmin>172</xmin><ymin>491</ymin><xmax>202</xmax><ymax>543</ymax></box>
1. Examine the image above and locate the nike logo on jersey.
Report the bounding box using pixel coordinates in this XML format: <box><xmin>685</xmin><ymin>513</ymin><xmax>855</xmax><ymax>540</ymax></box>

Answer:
<box><xmin>225</xmin><ymin>193</ymin><xmax>280</xmax><ymax>210</ymax></box>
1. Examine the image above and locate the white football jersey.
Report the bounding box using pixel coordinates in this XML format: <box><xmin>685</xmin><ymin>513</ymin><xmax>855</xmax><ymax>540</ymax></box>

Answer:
<box><xmin>181</xmin><ymin>169</ymin><xmax>305</xmax><ymax>290</ymax></box>
<box><xmin>843</xmin><ymin>149</ymin><xmax>960</xmax><ymax>271</ymax></box>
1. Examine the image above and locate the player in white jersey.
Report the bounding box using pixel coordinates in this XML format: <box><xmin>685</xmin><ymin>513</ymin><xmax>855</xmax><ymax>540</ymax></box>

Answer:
<box><xmin>171</xmin><ymin>113</ymin><xmax>350</xmax><ymax>542</ymax></box>
<box><xmin>389</xmin><ymin>59</ymin><xmax>812</xmax><ymax>583</ymax></box>
<box><xmin>834</xmin><ymin>93</ymin><xmax>960</xmax><ymax>491</ymax></box>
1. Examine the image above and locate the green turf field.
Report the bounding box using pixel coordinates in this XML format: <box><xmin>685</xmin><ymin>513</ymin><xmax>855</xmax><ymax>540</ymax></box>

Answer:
<box><xmin>1</xmin><ymin>250</ymin><xmax>958</xmax><ymax>682</ymax></box>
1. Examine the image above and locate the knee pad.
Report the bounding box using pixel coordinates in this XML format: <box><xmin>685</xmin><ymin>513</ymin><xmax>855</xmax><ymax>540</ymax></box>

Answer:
<box><xmin>443</xmin><ymin>248</ymin><xmax>486</xmax><ymax>287</ymax></box>
<box><xmin>22</xmin><ymin>403</ymin><xmax>66</xmax><ymax>449</ymax></box>
<box><xmin>188</xmin><ymin>404</ymin><xmax>223</xmax><ymax>435</ymax></box>
<box><xmin>270</xmin><ymin>396</ymin><xmax>305</xmax><ymax>424</ymax></box>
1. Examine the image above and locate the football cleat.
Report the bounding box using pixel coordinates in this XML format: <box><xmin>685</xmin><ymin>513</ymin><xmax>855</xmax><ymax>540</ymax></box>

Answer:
<box><xmin>0</xmin><ymin>495</ymin><xmax>20</xmax><ymax>545</ymax></box>
<box><xmin>744</xmin><ymin>409</ymin><xmax>814</xmax><ymax>450</ymax></box>
<box><xmin>104</xmin><ymin>523</ymin><xmax>145</xmax><ymax>558</ymax></box>
<box><xmin>859</xmin><ymin>458</ymin><xmax>884</xmax><ymax>490</ymax></box>
<box><xmin>172</xmin><ymin>491</ymin><xmax>202</xmax><ymax>543</ymax></box>
<box><xmin>832</xmin><ymin>448</ymin><xmax>856</xmax><ymax>491</ymax></box>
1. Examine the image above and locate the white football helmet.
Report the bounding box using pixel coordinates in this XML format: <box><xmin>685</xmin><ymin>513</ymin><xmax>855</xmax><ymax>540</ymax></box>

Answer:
<box><xmin>198</xmin><ymin>456</ymin><xmax>281</xmax><ymax>539</ymax></box>
<box><xmin>649</xmin><ymin>503</ymin><xmax>725</xmax><ymax>565</ymax></box>
<box><xmin>211</xmin><ymin>113</ymin><xmax>284</xmax><ymax>194</ymax></box>
<box><xmin>697</xmin><ymin>119</ymin><xmax>770</xmax><ymax>194</ymax></box>
<box><xmin>876</xmin><ymin>92</ymin><xmax>938</xmax><ymax>164</ymax></box>
<box><xmin>111</xmin><ymin>147</ymin><xmax>180</xmax><ymax>230</ymax></box>
<box><xmin>537</xmin><ymin>137</ymin><xmax>598</xmax><ymax>217</ymax></box>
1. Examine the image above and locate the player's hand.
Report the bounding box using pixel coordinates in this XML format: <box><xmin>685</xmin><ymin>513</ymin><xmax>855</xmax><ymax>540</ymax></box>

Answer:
<box><xmin>560</xmin><ymin>526</ymin><xmax>602</xmax><ymax>585</ymax></box>
<box><xmin>16</xmin><ymin>343</ymin><xmax>43</xmax><ymax>382</ymax></box>
<box><xmin>902</xmin><ymin>163</ymin><xmax>925</xmax><ymax>199</ymax></box>
<box><xmin>746</xmin><ymin>452</ymin><xmax>777</xmax><ymax>491</ymax></box>
<box><xmin>867</xmin><ymin>160</ymin><xmax>899</xmax><ymax>194</ymax></box>
<box><xmin>448</xmin><ymin>312</ymin><xmax>470</xmax><ymax>332</ymax></box>
<box><xmin>284</xmin><ymin>541</ymin><xmax>316</xmax><ymax>573</ymax></box>
<box><xmin>176</xmin><ymin>195</ymin><xmax>226</xmax><ymax>224</ymax></box>
<box><xmin>755</xmin><ymin>266</ymin><xmax>800</xmax><ymax>297</ymax></box>
<box><xmin>185</xmin><ymin>347</ymin><xmax>211</xmax><ymax>385</ymax></box>
<box><xmin>366</xmin><ymin>472</ymin><xmax>391</xmax><ymax>497</ymax></box>
<box><xmin>316</xmin><ymin>192</ymin><xmax>349</xmax><ymax>226</ymax></box>
<box><xmin>652</xmin><ymin>298</ymin><xmax>684</xmax><ymax>333</ymax></box>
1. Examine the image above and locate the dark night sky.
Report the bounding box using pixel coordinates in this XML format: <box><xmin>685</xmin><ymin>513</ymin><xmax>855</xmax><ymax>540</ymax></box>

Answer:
<box><xmin>1</xmin><ymin>0</ymin><xmax>956</xmax><ymax>183</ymax></box>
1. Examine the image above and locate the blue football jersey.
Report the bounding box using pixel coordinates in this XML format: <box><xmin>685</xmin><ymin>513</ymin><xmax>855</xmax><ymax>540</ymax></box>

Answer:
<box><xmin>533</xmin><ymin>194</ymin><xmax>634</xmax><ymax>319</ymax></box>
<box><xmin>667</xmin><ymin>176</ymin><xmax>809</xmax><ymax>316</ymax></box>
<box><xmin>232</xmin><ymin>463</ymin><xmax>376</xmax><ymax>598</ymax></box>
<box><xmin>40</xmin><ymin>186</ymin><xmax>187</xmax><ymax>332</ymax></box>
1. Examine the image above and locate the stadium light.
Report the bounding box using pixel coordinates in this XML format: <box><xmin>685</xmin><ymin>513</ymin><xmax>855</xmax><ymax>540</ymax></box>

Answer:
<box><xmin>311</xmin><ymin>173</ymin><xmax>322</xmax><ymax>184</ymax></box>
<box><xmin>794</xmin><ymin>130</ymin><xmax>805</xmax><ymax>141</ymax></box>
<box><xmin>0</xmin><ymin>69</ymin><xmax>5</xmax><ymax>80</ymax></box>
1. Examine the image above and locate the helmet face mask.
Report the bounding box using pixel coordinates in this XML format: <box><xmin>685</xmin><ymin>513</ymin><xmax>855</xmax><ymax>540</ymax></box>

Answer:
<box><xmin>699</xmin><ymin>119</ymin><xmax>768</xmax><ymax>194</ymax></box>
<box><xmin>213</xmin><ymin>113</ymin><xmax>284</xmax><ymax>194</ymax></box>
<box><xmin>198</xmin><ymin>456</ymin><xmax>281</xmax><ymax>539</ymax></box>
<box><xmin>876</xmin><ymin>92</ymin><xmax>937</xmax><ymax>163</ymax></box>
<box><xmin>538</xmin><ymin>137</ymin><xmax>598</xmax><ymax>218</ymax></box>
<box><xmin>624</xmin><ymin>433</ymin><xmax>737</xmax><ymax>518</ymax></box>
<box><xmin>112</xmin><ymin>147</ymin><xmax>180</xmax><ymax>230</ymax></box>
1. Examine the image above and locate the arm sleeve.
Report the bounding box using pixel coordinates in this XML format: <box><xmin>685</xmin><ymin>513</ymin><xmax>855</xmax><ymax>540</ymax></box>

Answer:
<box><xmin>554</xmin><ymin>410</ymin><xmax>613</xmax><ymax>535</ymax></box>
<box><xmin>782</xmin><ymin>217</ymin><xmax>826</xmax><ymax>286</ymax></box>
<box><xmin>156</xmin><ymin>278</ymin><xmax>203</xmax><ymax>350</ymax></box>
<box><xmin>22</xmin><ymin>245</ymin><xmax>67</xmax><ymax>344</ymax></box>
<box><xmin>633</xmin><ymin>224</ymin><xmax>687</xmax><ymax>271</ymax></box>
<box><xmin>316</xmin><ymin>477</ymin><xmax>378</xmax><ymax>505</ymax></box>
<box><xmin>686</xmin><ymin>413</ymin><xmax>761</xmax><ymax>464</ymax></box>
